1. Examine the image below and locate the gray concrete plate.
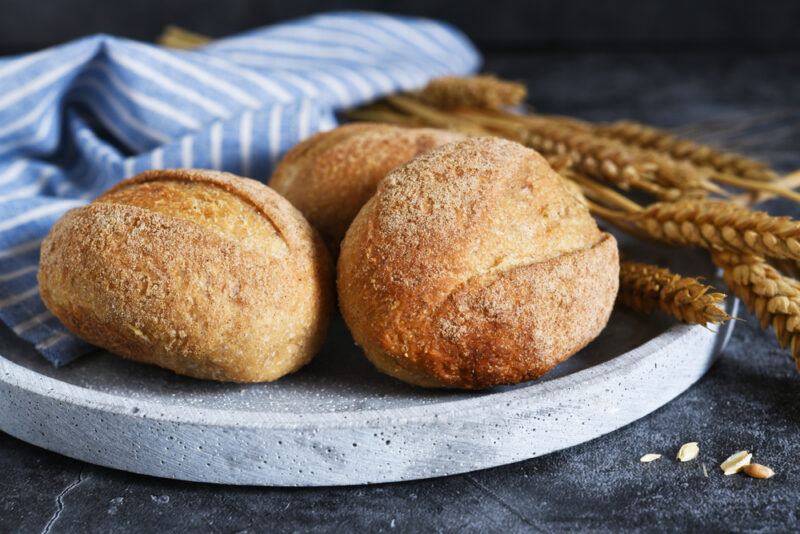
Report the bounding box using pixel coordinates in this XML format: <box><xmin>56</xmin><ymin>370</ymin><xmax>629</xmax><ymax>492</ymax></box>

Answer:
<box><xmin>0</xmin><ymin>244</ymin><xmax>736</xmax><ymax>486</ymax></box>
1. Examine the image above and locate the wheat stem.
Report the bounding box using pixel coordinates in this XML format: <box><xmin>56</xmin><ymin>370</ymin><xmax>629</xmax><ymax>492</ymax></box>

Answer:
<box><xmin>566</xmin><ymin>172</ymin><xmax>644</xmax><ymax>212</ymax></box>
<box><xmin>731</xmin><ymin>170</ymin><xmax>800</xmax><ymax>206</ymax></box>
<box><xmin>345</xmin><ymin>106</ymin><xmax>422</xmax><ymax>126</ymax></box>
<box><xmin>385</xmin><ymin>95</ymin><xmax>490</xmax><ymax>135</ymax></box>
<box><xmin>711</xmin><ymin>172</ymin><xmax>800</xmax><ymax>203</ymax></box>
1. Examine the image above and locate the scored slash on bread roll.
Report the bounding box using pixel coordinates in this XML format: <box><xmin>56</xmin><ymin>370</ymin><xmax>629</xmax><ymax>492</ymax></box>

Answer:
<box><xmin>38</xmin><ymin>169</ymin><xmax>334</xmax><ymax>382</ymax></box>
<box><xmin>337</xmin><ymin>137</ymin><xmax>619</xmax><ymax>389</ymax></box>
<box><xmin>269</xmin><ymin>123</ymin><xmax>465</xmax><ymax>253</ymax></box>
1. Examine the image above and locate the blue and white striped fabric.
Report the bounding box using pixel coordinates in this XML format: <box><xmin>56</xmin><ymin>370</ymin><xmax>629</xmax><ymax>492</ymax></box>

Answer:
<box><xmin>0</xmin><ymin>11</ymin><xmax>480</xmax><ymax>366</ymax></box>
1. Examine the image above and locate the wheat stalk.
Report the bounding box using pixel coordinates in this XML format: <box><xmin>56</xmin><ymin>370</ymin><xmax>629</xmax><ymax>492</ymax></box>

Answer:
<box><xmin>730</xmin><ymin>169</ymin><xmax>800</xmax><ymax>206</ymax></box>
<box><xmin>459</xmin><ymin>109</ymin><xmax>717</xmax><ymax>198</ymax></box>
<box><xmin>386</xmin><ymin>77</ymin><xmax>796</xmax><ymax>201</ymax></box>
<box><xmin>619</xmin><ymin>261</ymin><xmax>731</xmax><ymax>325</ymax></box>
<box><xmin>417</xmin><ymin>75</ymin><xmax>527</xmax><ymax>110</ymax></box>
<box><xmin>345</xmin><ymin>105</ymin><xmax>423</xmax><ymax>126</ymax></box>
<box><xmin>377</xmin><ymin>94</ymin><xmax>705</xmax><ymax>199</ymax></box>
<box><xmin>454</xmin><ymin>108</ymin><xmax>732</xmax><ymax>198</ymax></box>
<box><xmin>356</xmin><ymin>79</ymin><xmax>799</xmax><ymax>202</ymax></box>
<box><xmin>594</xmin><ymin>120</ymin><xmax>779</xmax><ymax>182</ymax></box>
<box><xmin>713</xmin><ymin>251</ymin><xmax>800</xmax><ymax>368</ymax></box>
<box><xmin>563</xmin><ymin>171</ymin><xmax>645</xmax><ymax>213</ymax></box>
<box><xmin>600</xmin><ymin>200</ymin><xmax>800</xmax><ymax>261</ymax></box>
<box><xmin>384</xmin><ymin>95</ymin><xmax>494</xmax><ymax>136</ymax></box>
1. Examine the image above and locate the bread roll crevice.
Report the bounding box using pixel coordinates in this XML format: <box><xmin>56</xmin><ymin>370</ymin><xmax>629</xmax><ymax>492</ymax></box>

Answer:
<box><xmin>103</xmin><ymin>170</ymin><xmax>290</xmax><ymax>246</ymax></box>
<box><xmin>377</xmin><ymin>234</ymin><xmax>619</xmax><ymax>388</ymax></box>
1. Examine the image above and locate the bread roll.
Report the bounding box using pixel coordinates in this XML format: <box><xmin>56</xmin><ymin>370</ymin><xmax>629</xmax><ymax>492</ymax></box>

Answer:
<box><xmin>38</xmin><ymin>169</ymin><xmax>333</xmax><ymax>382</ymax></box>
<box><xmin>337</xmin><ymin>137</ymin><xmax>619</xmax><ymax>389</ymax></box>
<box><xmin>269</xmin><ymin>123</ymin><xmax>464</xmax><ymax>252</ymax></box>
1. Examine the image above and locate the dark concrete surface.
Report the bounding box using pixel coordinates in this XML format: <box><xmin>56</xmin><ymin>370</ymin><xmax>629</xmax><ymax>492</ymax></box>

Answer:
<box><xmin>2</xmin><ymin>52</ymin><xmax>799</xmax><ymax>533</ymax></box>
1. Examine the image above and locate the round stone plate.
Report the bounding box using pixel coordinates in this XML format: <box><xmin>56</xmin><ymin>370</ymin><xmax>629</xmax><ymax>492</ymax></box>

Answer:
<box><xmin>0</xmin><ymin>243</ymin><xmax>736</xmax><ymax>486</ymax></box>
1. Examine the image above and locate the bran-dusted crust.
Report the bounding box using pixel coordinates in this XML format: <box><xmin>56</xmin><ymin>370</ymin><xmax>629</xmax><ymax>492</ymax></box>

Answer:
<box><xmin>337</xmin><ymin>137</ymin><xmax>619</xmax><ymax>389</ymax></box>
<box><xmin>269</xmin><ymin>123</ymin><xmax>465</xmax><ymax>252</ymax></box>
<box><xmin>38</xmin><ymin>169</ymin><xmax>333</xmax><ymax>382</ymax></box>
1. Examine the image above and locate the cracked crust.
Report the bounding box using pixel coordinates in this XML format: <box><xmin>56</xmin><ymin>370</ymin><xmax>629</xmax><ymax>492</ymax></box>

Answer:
<box><xmin>38</xmin><ymin>169</ymin><xmax>333</xmax><ymax>382</ymax></box>
<box><xmin>269</xmin><ymin>123</ymin><xmax>465</xmax><ymax>253</ymax></box>
<box><xmin>337</xmin><ymin>137</ymin><xmax>619</xmax><ymax>389</ymax></box>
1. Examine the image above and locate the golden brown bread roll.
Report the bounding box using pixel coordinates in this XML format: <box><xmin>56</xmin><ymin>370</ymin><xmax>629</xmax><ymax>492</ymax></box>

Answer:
<box><xmin>337</xmin><ymin>137</ymin><xmax>619</xmax><ymax>389</ymax></box>
<box><xmin>269</xmin><ymin>123</ymin><xmax>464</xmax><ymax>252</ymax></box>
<box><xmin>38</xmin><ymin>169</ymin><xmax>333</xmax><ymax>382</ymax></box>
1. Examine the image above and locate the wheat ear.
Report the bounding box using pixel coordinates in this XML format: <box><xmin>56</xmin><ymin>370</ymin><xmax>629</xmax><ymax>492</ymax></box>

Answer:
<box><xmin>618</xmin><ymin>261</ymin><xmax>731</xmax><ymax>325</ymax></box>
<box><xmin>601</xmin><ymin>200</ymin><xmax>800</xmax><ymax>261</ymax></box>
<box><xmin>417</xmin><ymin>75</ymin><xmax>527</xmax><ymax>110</ymax></box>
<box><xmin>455</xmin><ymin>109</ymin><xmax>713</xmax><ymax>199</ymax></box>
<box><xmin>594</xmin><ymin>120</ymin><xmax>779</xmax><ymax>182</ymax></box>
<box><xmin>157</xmin><ymin>25</ymin><xmax>211</xmax><ymax>49</ymax></box>
<box><xmin>713</xmin><ymin>251</ymin><xmax>800</xmax><ymax>368</ymax></box>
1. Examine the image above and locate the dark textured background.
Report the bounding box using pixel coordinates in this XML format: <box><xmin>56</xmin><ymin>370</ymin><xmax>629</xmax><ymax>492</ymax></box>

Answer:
<box><xmin>1</xmin><ymin>1</ymin><xmax>799</xmax><ymax>532</ymax></box>
<box><xmin>1</xmin><ymin>0</ymin><xmax>800</xmax><ymax>54</ymax></box>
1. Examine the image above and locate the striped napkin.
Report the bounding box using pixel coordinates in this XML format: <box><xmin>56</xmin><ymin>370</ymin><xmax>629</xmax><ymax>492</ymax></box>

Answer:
<box><xmin>0</xmin><ymin>11</ymin><xmax>480</xmax><ymax>366</ymax></box>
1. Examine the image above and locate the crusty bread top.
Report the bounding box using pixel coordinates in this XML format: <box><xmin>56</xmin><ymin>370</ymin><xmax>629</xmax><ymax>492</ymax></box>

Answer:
<box><xmin>348</xmin><ymin>136</ymin><xmax>602</xmax><ymax>295</ymax></box>
<box><xmin>100</xmin><ymin>169</ymin><xmax>319</xmax><ymax>258</ymax></box>
<box><xmin>269</xmin><ymin>123</ymin><xmax>465</xmax><ymax>249</ymax></box>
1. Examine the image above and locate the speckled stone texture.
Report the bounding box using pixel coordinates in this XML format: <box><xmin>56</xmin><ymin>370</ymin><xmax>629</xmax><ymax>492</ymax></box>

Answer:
<box><xmin>2</xmin><ymin>52</ymin><xmax>799</xmax><ymax>532</ymax></box>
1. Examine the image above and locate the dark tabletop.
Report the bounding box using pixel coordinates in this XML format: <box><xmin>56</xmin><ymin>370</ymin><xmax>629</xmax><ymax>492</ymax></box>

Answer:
<box><xmin>2</xmin><ymin>51</ymin><xmax>799</xmax><ymax>533</ymax></box>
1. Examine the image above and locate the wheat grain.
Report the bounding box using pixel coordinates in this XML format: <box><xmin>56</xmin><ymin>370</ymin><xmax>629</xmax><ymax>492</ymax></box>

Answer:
<box><xmin>413</xmin><ymin>92</ymin><xmax>731</xmax><ymax>198</ymax></box>
<box><xmin>742</xmin><ymin>463</ymin><xmax>775</xmax><ymax>479</ymax></box>
<box><xmin>613</xmin><ymin>200</ymin><xmax>800</xmax><ymax>261</ymax></box>
<box><xmin>713</xmin><ymin>251</ymin><xmax>800</xmax><ymax>369</ymax></box>
<box><xmin>594</xmin><ymin>120</ymin><xmax>779</xmax><ymax>182</ymax></box>
<box><xmin>618</xmin><ymin>261</ymin><xmax>730</xmax><ymax>325</ymax></box>
<box><xmin>640</xmin><ymin>453</ymin><xmax>662</xmax><ymax>463</ymax></box>
<box><xmin>720</xmin><ymin>450</ymin><xmax>753</xmax><ymax>475</ymax></box>
<box><xmin>417</xmin><ymin>75</ymin><xmax>527</xmax><ymax>110</ymax></box>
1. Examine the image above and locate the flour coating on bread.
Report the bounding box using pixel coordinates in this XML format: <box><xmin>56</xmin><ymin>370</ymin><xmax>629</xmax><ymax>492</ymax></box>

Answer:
<box><xmin>39</xmin><ymin>169</ymin><xmax>333</xmax><ymax>382</ymax></box>
<box><xmin>337</xmin><ymin>137</ymin><xmax>619</xmax><ymax>389</ymax></box>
